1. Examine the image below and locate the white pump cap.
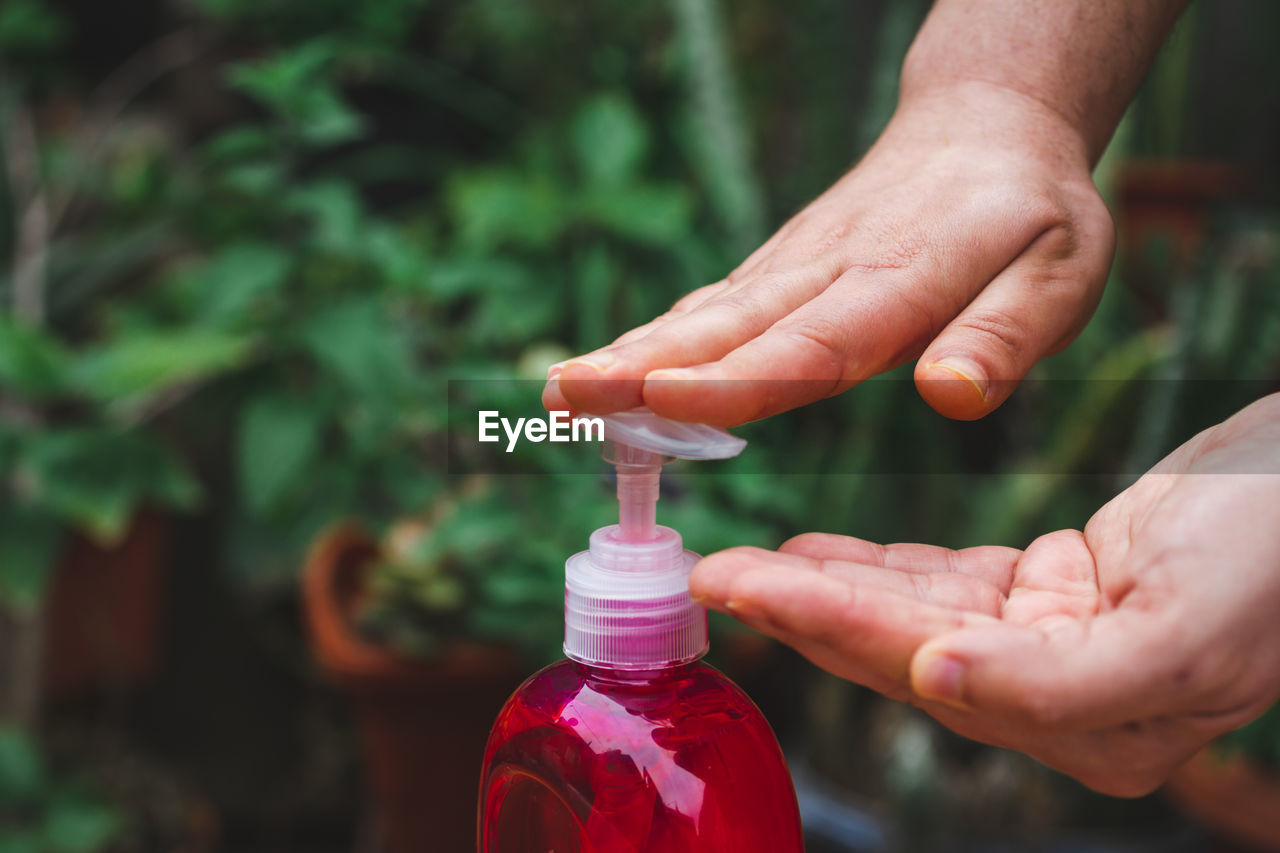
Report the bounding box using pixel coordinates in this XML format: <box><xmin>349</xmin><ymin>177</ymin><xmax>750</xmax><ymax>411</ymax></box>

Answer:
<box><xmin>564</xmin><ymin>409</ymin><xmax>746</xmax><ymax>669</ymax></box>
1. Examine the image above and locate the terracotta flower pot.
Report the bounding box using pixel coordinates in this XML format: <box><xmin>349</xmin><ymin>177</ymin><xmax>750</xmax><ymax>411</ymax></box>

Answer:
<box><xmin>1165</xmin><ymin>748</ymin><xmax>1280</xmax><ymax>851</ymax></box>
<box><xmin>41</xmin><ymin>509</ymin><xmax>169</xmax><ymax>700</ymax></box>
<box><xmin>301</xmin><ymin>524</ymin><xmax>524</xmax><ymax>853</ymax></box>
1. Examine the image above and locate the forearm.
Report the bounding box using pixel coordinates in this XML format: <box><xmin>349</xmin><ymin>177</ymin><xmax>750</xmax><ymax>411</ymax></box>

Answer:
<box><xmin>901</xmin><ymin>0</ymin><xmax>1190</xmax><ymax>164</ymax></box>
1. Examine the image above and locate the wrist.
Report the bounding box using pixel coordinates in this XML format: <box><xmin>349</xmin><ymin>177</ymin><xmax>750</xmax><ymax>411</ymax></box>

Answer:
<box><xmin>884</xmin><ymin>79</ymin><xmax>1097</xmax><ymax>173</ymax></box>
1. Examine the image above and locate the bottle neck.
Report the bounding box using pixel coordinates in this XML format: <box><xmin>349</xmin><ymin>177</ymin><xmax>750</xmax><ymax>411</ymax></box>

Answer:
<box><xmin>571</xmin><ymin>657</ymin><xmax>703</xmax><ymax>685</ymax></box>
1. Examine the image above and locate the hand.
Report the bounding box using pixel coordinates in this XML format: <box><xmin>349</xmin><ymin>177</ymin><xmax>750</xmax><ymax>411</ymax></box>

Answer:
<box><xmin>544</xmin><ymin>82</ymin><xmax>1115</xmax><ymax>425</ymax></box>
<box><xmin>689</xmin><ymin>393</ymin><xmax>1280</xmax><ymax>796</ymax></box>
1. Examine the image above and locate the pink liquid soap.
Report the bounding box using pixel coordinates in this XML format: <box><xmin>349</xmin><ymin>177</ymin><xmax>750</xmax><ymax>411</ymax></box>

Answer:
<box><xmin>477</xmin><ymin>415</ymin><xmax>804</xmax><ymax>851</ymax></box>
<box><xmin>479</xmin><ymin>659</ymin><xmax>802</xmax><ymax>852</ymax></box>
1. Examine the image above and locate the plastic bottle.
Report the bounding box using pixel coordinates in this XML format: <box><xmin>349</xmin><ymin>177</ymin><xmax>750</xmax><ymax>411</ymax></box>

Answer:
<box><xmin>478</xmin><ymin>409</ymin><xmax>804</xmax><ymax>852</ymax></box>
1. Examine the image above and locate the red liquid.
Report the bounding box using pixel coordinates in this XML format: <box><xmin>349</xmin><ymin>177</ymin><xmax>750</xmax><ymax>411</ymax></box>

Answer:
<box><xmin>478</xmin><ymin>659</ymin><xmax>804</xmax><ymax>852</ymax></box>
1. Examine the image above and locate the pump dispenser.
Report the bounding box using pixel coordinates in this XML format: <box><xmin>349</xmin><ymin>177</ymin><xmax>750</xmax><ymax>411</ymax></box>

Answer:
<box><xmin>478</xmin><ymin>409</ymin><xmax>804</xmax><ymax>852</ymax></box>
<box><xmin>563</xmin><ymin>412</ymin><xmax>744</xmax><ymax>671</ymax></box>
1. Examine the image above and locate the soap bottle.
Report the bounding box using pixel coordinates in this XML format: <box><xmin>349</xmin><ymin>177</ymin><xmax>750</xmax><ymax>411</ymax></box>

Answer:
<box><xmin>477</xmin><ymin>409</ymin><xmax>804</xmax><ymax>852</ymax></box>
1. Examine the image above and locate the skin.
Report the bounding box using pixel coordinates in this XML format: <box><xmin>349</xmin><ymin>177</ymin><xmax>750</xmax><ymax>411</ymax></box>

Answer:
<box><xmin>541</xmin><ymin>0</ymin><xmax>1273</xmax><ymax>795</ymax></box>
<box><xmin>689</xmin><ymin>393</ymin><xmax>1280</xmax><ymax>797</ymax></box>
<box><xmin>544</xmin><ymin>0</ymin><xmax>1189</xmax><ymax>424</ymax></box>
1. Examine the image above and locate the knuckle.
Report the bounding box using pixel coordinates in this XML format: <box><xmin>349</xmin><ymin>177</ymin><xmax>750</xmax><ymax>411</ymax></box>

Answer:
<box><xmin>850</xmin><ymin>232</ymin><xmax>926</xmax><ymax>273</ymax></box>
<box><xmin>711</xmin><ymin>289</ymin><xmax>773</xmax><ymax>334</ymax></box>
<box><xmin>808</xmin><ymin>221</ymin><xmax>853</xmax><ymax>255</ymax></box>
<box><xmin>952</xmin><ymin>308</ymin><xmax>1028</xmax><ymax>360</ymax></box>
<box><xmin>779</xmin><ymin>318</ymin><xmax>849</xmax><ymax>374</ymax></box>
<box><xmin>1020</xmin><ymin>190</ymin><xmax>1072</xmax><ymax>235</ymax></box>
<box><xmin>1029</xmin><ymin>223</ymin><xmax>1079</xmax><ymax>263</ymax></box>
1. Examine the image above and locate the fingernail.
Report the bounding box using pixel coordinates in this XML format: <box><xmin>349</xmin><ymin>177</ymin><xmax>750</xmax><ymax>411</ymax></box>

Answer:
<box><xmin>725</xmin><ymin>599</ymin><xmax>766</xmax><ymax>621</ymax></box>
<box><xmin>928</xmin><ymin>356</ymin><xmax>989</xmax><ymax>401</ymax></box>
<box><xmin>546</xmin><ymin>362</ymin><xmax>565</xmax><ymax>380</ymax></box>
<box><xmin>691</xmin><ymin>592</ymin><xmax>731</xmax><ymax>615</ymax></box>
<box><xmin>564</xmin><ymin>352</ymin><xmax>617</xmax><ymax>374</ymax></box>
<box><xmin>912</xmin><ymin>650</ymin><xmax>970</xmax><ymax>710</ymax></box>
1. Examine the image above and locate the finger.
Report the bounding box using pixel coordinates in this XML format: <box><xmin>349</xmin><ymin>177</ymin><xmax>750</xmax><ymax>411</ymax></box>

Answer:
<box><xmin>608</xmin><ymin>280</ymin><xmax>732</xmax><ymax>348</ymax></box>
<box><xmin>638</xmin><ymin>216</ymin><xmax>1025</xmax><ymax>424</ymax></box>
<box><xmin>780</xmin><ymin>532</ymin><xmax>1021</xmax><ymax>592</ymax></box>
<box><xmin>540</xmin><ymin>377</ymin><xmax>573</xmax><ymax>413</ymax></box>
<box><xmin>541</xmin><ymin>282</ymin><xmax>729</xmax><ymax>412</ymax></box>
<box><xmin>557</xmin><ymin>261</ymin><xmax>841</xmax><ymax>415</ymax></box>
<box><xmin>908</xmin><ymin>611</ymin><xmax>1189</xmax><ymax>731</ymax></box>
<box><xmin>914</xmin><ymin>217</ymin><xmax>1113</xmax><ymax>420</ymax></box>
<box><xmin>697</xmin><ymin>545</ymin><xmax>1006</xmax><ymax>614</ymax></box>
<box><xmin>999</xmin><ymin>529</ymin><xmax>1100</xmax><ymax>625</ymax></box>
<box><xmin>690</xmin><ymin>547</ymin><xmax>997</xmax><ymax>687</ymax></box>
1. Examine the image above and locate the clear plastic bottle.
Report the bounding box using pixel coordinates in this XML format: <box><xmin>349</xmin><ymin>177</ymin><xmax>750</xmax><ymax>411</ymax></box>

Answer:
<box><xmin>478</xmin><ymin>410</ymin><xmax>804</xmax><ymax>852</ymax></box>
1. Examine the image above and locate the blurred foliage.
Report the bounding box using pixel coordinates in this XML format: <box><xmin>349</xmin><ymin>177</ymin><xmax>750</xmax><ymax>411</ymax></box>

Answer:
<box><xmin>0</xmin><ymin>727</ymin><xmax>123</xmax><ymax>853</ymax></box>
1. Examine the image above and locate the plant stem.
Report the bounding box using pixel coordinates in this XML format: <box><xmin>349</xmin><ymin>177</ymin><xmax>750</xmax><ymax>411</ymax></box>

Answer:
<box><xmin>2</xmin><ymin>85</ymin><xmax>48</xmax><ymax>327</ymax></box>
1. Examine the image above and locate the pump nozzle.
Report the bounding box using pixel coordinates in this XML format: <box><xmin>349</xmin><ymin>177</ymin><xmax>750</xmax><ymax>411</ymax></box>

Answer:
<box><xmin>604</xmin><ymin>441</ymin><xmax>667</xmax><ymax>541</ymax></box>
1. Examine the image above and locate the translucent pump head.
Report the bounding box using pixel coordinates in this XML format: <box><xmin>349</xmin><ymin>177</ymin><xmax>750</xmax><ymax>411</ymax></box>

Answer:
<box><xmin>595</xmin><ymin>407</ymin><xmax>747</xmax><ymax>460</ymax></box>
<box><xmin>564</xmin><ymin>409</ymin><xmax>746</xmax><ymax>669</ymax></box>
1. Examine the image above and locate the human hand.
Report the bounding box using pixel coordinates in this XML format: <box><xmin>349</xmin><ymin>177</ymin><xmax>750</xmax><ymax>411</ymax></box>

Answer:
<box><xmin>689</xmin><ymin>393</ymin><xmax>1280</xmax><ymax>795</ymax></box>
<box><xmin>544</xmin><ymin>82</ymin><xmax>1115</xmax><ymax>425</ymax></box>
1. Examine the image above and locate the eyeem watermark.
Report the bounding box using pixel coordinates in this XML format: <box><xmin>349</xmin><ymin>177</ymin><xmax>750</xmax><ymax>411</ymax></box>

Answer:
<box><xmin>478</xmin><ymin>410</ymin><xmax>604</xmax><ymax>453</ymax></box>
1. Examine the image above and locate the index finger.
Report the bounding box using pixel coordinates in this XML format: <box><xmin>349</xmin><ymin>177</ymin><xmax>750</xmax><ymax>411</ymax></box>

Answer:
<box><xmin>691</xmin><ymin>547</ymin><xmax>998</xmax><ymax>690</ymax></box>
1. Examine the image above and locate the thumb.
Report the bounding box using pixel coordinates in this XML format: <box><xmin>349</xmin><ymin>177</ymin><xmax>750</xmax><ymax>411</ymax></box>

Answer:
<box><xmin>914</xmin><ymin>225</ymin><xmax>1110</xmax><ymax>420</ymax></box>
<box><xmin>909</xmin><ymin>614</ymin><xmax>1187</xmax><ymax>731</ymax></box>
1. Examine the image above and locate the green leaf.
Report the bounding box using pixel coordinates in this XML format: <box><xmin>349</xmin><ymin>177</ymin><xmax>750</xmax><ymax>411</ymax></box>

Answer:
<box><xmin>299</xmin><ymin>298</ymin><xmax>417</xmax><ymax>396</ymax></box>
<box><xmin>20</xmin><ymin>430</ymin><xmax>200</xmax><ymax>544</ymax></box>
<box><xmin>0</xmin><ymin>507</ymin><xmax>62</xmax><ymax>609</ymax></box>
<box><xmin>0</xmin><ymin>726</ymin><xmax>45</xmax><ymax>804</ymax></box>
<box><xmin>424</xmin><ymin>257</ymin><xmax>532</xmax><ymax>301</ymax></box>
<box><xmin>0</xmin><ymin>831</ymin><xmax>43</xmax><ymax>853</ymax></box>
<box><xmin>570</xmin><ymin>93</ymin><xmax>650</xmax><ymax>187</ymax></box>
<box><xmin>72</xmin><ymin>329</ymin><xmax>254</xmax><ymax>405</ymax></box>
<box><xmin>192</xmin><ymin>243</ymin><xmax>292</xmax><ymax>325</ymax></box>
<box><xmin>228</xmin><ymin>41</ymin><xmax>366</xmax><ymax>146</ymax></box>
<box><xmin>448</xmin><ymin>169</ymin><xmax>566</xmax><ymax>250</ymax></box>
<box><xmin>43</xmin><ymin>792</ymin><xmax>124</xmax><ymax>853</ymax></box>
<box><xmin>364</xmin><ymin>225</ymin><xmax>429</xmax><ymax>290</ymax></box>
<box><xmin>580</xmin><ymin>183</ymin><xmax>694</xmax><ymax>246</ymax></box>
<box><xmin>287</xmin><ymin>181</ymin><xmax>365</xmax><ymax>255</ymax></box>
<box><xmin>202</xmin><ymin>126</ymin><xmax>274</xmax><ymax>161</ymax></box>
<box><xmin>0</xmin><ymin>0</ymin><xmax>67</xmax><ymax>59</ymax></box>
<box><xmin>295</xmin><ymin>86</ymin><xmax>366</xmax><ymax>145</ymax></box>
<box><xmin>227</xmin><ymin>40</ymin><xmax>338</xmax><ymax>106</ymax></box>
<box><xmin>219</xmin><ymin>162</ymin><xmax>285</xmax><ymax>197</ymax></box>
<box><xmin>0</xmin><ymin>317</ymin><xmax>68</xmax><ymax>397</ymax></box>
<box><xmin>237</xmin><ymin>396</ymin><xmax>325</xmax><ymax>517</ymax></box>
<box><xmin>472</xmin><ymin>281</ymin><xmax>560</xmax><ymax>346</ymax></box>
<box><xmin>572</xmin><ymin>246</ymin><xmax>614</xmax><ymax>351</ymax></box>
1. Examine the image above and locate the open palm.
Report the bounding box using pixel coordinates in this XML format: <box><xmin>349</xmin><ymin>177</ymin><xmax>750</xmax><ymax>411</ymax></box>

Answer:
<box><xmin>690</xmin><ymin>393</ymin><xmax>1280</xmax><ymax>795</ymax></box>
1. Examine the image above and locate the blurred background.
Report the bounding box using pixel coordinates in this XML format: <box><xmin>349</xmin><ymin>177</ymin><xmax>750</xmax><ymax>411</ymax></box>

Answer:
<box><xmin>2</xmin><ymin>0</ymin><xmax>1279</xmax><ymax>850</ymax></box>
